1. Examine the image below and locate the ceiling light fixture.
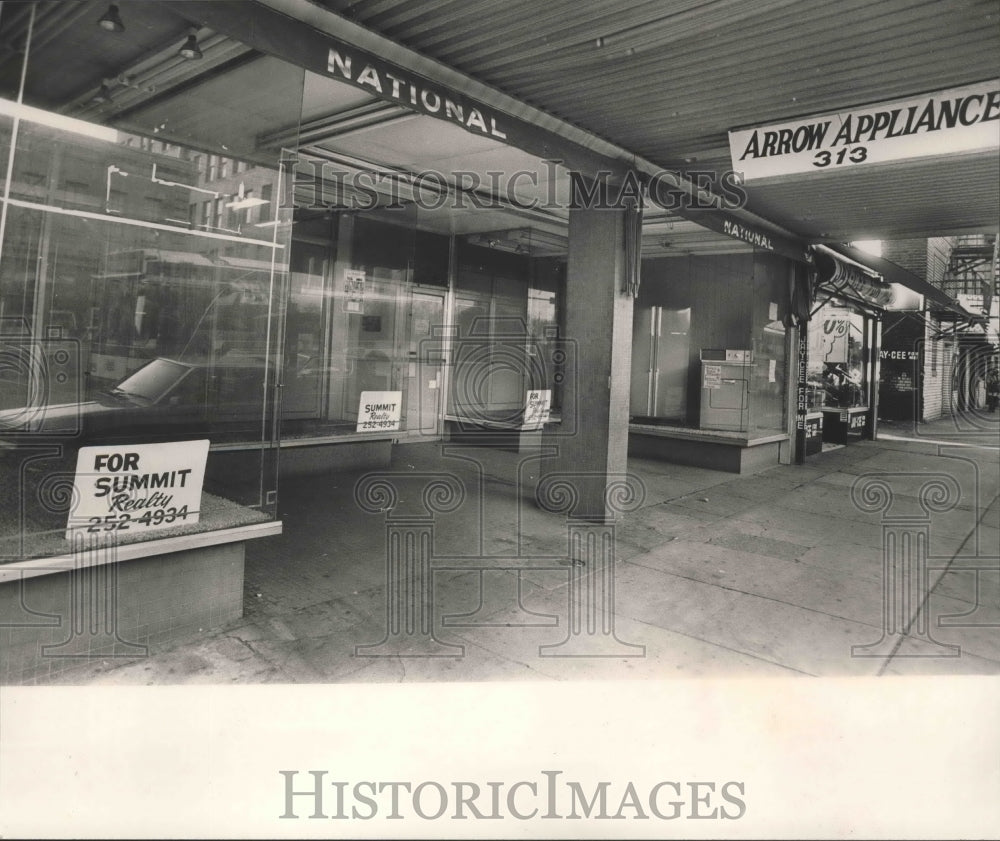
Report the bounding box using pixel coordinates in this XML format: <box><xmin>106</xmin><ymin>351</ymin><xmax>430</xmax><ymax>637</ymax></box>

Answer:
<box><xmin>178</xmin><ymin>28</ymin><xmax>203</xmax><ymax>60</ymax></box>
<box><xmin>97</xmin><ymin>4</ymin><xmax>125</xmax><ymax>33</ymax></box>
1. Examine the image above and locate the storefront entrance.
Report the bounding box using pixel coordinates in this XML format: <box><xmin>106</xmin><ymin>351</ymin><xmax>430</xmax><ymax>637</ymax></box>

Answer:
<box><xmin>807</xmin><ymin>301</ymin><xmax>877</xmax><ymax>445</ymax></box>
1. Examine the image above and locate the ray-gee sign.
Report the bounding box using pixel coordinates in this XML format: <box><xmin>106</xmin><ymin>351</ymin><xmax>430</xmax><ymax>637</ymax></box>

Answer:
<box><xmin>729</xmin><ymin>80</ymin><xmax>1000</xmax><ymax>180</ymax></box>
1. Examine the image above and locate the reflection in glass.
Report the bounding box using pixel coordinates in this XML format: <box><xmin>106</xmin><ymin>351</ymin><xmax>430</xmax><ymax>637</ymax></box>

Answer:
<box><xmin>0</xmin><ymin>121</ymin><xmax>292</xmax><ymax>549</ymax></box>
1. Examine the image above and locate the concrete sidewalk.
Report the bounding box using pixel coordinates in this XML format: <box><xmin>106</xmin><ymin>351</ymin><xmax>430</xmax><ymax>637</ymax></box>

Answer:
<box><xmin>46</xmin><ymin>414</ymin><xmax>1000</xmax><ymax>684</ymax></box>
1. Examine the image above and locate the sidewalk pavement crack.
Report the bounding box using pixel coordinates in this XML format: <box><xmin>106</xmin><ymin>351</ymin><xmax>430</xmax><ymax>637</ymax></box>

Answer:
<box><xmin>624</xmin><ymin>558</ymin><xmax>886</xmax><ymax>631</ymax></box>
<box><xmin>236</xmin><ymin>637</ymin><xmax>307</xmax><ymax>682</ymax></box>
<box><xmin>629</xmin><ymin>618</ymin><xmax>817</xmax><ymax>676</ymax></box>
<box><xmin>879</xmin><ymin>487</ymin><xmax>1000</xmax><ymax>677</ymax></box>
<box><xmin>226</xmin><ymin>633</ymin><xmax>259</xmax><ymax>659</ymax></box>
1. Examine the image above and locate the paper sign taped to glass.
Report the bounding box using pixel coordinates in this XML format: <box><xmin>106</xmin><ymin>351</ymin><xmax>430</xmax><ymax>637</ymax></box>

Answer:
<box><xmin>523</xmin><ymin>390</ymin><xmax>551</xmax><ymax>428</ymax></box>
<box><xmin>357</xmin><ymin>390</ymin><xmax>402</xmax><ymax>432</ymax></box>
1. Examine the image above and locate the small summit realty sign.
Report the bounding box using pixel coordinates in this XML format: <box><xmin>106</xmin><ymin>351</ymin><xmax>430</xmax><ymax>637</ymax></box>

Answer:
<box><xmin>357</xmin><ymin>391</ymin><xmax>402</xmax><ymax>432</ymax></box>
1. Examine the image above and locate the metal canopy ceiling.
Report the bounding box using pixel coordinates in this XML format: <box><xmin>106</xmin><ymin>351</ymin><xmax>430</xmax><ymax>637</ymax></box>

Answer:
<box><xmin>313</xmin><ymin>0</ymin><xmax>1000</xmax><ymax>243</ymax></box>
<box><xmin>0</xmin><ymin>0</ymin><xmax>996</xmax><ymax>252</ymax></box>
<box><xmin>0</xmin><ymin>0</ymin><xmax>770</xmax><ymax>256</ymax></box>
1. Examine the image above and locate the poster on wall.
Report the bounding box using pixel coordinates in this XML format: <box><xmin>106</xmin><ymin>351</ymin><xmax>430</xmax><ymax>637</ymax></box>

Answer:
<box><xmin>357</xmin><ymin>391</ymin><xmax>402</xmax><ymax>432</ymax></box>
<box><xmin>65</xmin><ymin>440</ymin><xmax>210</xmax><ymax>540</ymax></box>
<box><xmin>818</xmin><ymin>317</ymin><xmax>850</xmax><ymax>361</ymax></box>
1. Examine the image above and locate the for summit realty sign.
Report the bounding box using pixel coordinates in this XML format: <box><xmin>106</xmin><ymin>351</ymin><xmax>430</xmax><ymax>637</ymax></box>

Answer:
<box><xmin>728</xmin><ymin>80</ymin><xmax>999</xmax><ymax>181</ymax></box>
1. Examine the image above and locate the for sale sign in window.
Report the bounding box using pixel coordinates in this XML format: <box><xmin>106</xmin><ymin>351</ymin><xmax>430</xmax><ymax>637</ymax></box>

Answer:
<box><xmin>65</xmin><ymin>440</ymin><xmax>210</xmax><ymax>539</ymax></box>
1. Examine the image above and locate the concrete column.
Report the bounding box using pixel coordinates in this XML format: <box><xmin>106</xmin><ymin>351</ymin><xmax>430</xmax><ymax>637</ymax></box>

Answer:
<box><xmin>542</xmin><ymin>203</ymin><xmax>634</xmax><ymax>523</ymax></box>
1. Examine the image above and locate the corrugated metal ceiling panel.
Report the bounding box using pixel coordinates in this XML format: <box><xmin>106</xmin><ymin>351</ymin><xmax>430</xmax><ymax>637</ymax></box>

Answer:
<box><xmin>748</xmin><ymin>153</ymin><xmax>1000</xmax><ymax>240</ymax></box>
<box><xmin>315</xmin><ymin>0</ymin><xmax>1000</xmax><ymax>241</ymax></box>
<box><xmin>323</xmin><ymin>0</ymin><xmax>997</xmax><ymax>154</ymax></box>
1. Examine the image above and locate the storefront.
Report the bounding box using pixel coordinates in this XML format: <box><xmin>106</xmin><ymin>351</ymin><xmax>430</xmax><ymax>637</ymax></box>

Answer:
<box><xmin>805</xmin><ymin>297</ymin><xmax>878</xmax><ymax>445</ymax></box>
<box><xmin>0</xmin><ymin>0</ymin><xmax>613</xmax><ymax>680</ymax></box>
<box><xmin>820</xmin><ymin>242</ymin><xmax>988</xmax><ymax>435</ymax></box>
<box><xmin>2</xmin><ymin>1</ymin><xmax>973</xmax><ymax>682</ymax></box>
<box><xmin>795</xmin><ymin>246</ymin><xmax>928</xmax><ymax>455</ymax></box>
<box><xmin>628</xmin><ymin>249</ymin><xmax>796</xmax><ymax>473</ymax></box>
<box><xmin>876</xmin><ymin>309</ymin><xmax>963</xmax><ymax>425</ymax></box>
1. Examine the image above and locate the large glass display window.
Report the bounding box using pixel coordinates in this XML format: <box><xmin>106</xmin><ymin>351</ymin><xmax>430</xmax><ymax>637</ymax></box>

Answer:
<box><xmin>630</xmin><ymin>250</ymin><xmax>789</xmax><ymax>435</ymax></box>
<box><xmin>277</xmin><ymin>211</ymin><xmax>567</xmax><ymax>441</ymax></box>
<box><xmin>0</xmin><ymin>9</ymin><xmax>303</xmax><ymax>558</ymax></box>
<box><xmin>278</xmin><ymin>207</ymin><xmax>451</xmax><ymax>440</ymax></box>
